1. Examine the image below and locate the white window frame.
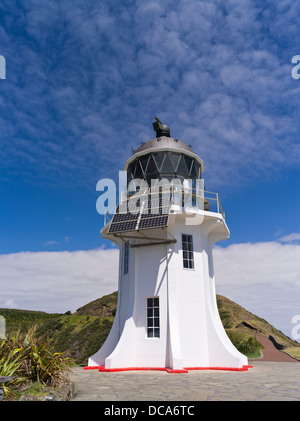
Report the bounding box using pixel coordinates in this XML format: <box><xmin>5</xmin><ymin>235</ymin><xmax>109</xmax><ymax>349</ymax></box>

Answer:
<box><xmin>146</xmin><ymin>297</ymin><xmax>160</xmax><ymax>338</ymax></box>
<box><xmin>182</xmin><ymin>234</ymin><xmax>194</xmax><ymax>269</ymax></box>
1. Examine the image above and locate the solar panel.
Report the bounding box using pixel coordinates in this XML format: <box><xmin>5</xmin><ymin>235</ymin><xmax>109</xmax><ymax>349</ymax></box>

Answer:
<box><xmin>108</xmin><ymin>203</ymin><xmax>140</xmax><ymax>234</ymax></box>
<box><xmin>138</xmin><ymin>215</ymin><xmax>169</xmax><ymax>230</ymax></box>
<box><xmin>112</xmin><ymin>212</ymin><xmax>140</xmax><ymax>222</ymax></box>
<box><xmin>107</xmin><ymin>193</ymin><xmax>171</xmax><ymax>234</ymax></box>
<box><xmin>108</xmin><ymin>219</ymin><xmax>138</xmax><ymax>233</ymax></box>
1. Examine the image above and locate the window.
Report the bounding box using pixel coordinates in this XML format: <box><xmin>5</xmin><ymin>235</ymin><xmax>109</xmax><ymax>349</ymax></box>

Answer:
<box><xmin>182</xmin><ymin>234</ymin><xmax>194</xmax><ymax>269</ymax></box>
<box><xmin>123</xmin><ymin>242</ymin><xmax>129</xmax><ymax>275</ymax></box>
<box><xmin>147</xmin><ymin>297</ymin><xmax>160</xmax><ymax>338</ymax></box>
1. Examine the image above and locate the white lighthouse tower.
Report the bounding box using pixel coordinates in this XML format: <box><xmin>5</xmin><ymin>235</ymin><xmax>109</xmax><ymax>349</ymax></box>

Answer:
<box><xmin>87</xmin><ymin>117</ymin><xmax>250</xmax><ymax>372</ymax></box>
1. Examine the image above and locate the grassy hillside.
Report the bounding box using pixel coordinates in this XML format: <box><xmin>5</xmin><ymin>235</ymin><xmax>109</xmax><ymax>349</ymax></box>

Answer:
<box><xmin>216</xmin><ymin>295</ymin><xmax>299</xmax><ymax>348</ymax></box>
<box><xmin>74</xmin><ymin>291</ymin><xmax>118</xmax><ymax>318</ymax></box>
<box><xmin>0</xmin><ymin>308</ymin><xmax>113</xmax><ymax>365</ymax></box>
<box><xmin>1</xmin><ymin>291</ymin><xmax>299</xmax><ymax>365</ymax></box>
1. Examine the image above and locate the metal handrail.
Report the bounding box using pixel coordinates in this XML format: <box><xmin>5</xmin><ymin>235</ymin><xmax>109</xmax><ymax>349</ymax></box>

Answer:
<box><xmin>104</xmin><ymin>185</ymin><xmax>225</xmax><ymax>225</ymax></box>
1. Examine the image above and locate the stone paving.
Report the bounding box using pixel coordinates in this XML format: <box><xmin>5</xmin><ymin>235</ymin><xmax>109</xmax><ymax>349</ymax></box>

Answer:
<box><xmin>69</xmin><ymin>361</ymin><xmax>300</xmax><ymax>401</ymax></box>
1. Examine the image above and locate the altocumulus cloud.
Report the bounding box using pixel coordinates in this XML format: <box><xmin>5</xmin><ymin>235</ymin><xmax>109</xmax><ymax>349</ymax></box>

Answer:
<box><xmin>0</xmin><ymin>241</ymin><xmax>299</xmax><ymax>340</ymax></box>
<box><xmin>0</xmin><ymin>0</ymin><xmax>300</xmax><ymax>190</ymax></box>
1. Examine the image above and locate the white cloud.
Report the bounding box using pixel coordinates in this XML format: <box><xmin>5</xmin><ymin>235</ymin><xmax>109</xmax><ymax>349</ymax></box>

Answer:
<box><xmin>0</xmin><ymin>249</ymin><xmax>119</xmax><ymax>313</ymax></box>
<box><xmin>278</xmin><ymin>233</ymin><xmax>300</xmax><ymax>243</ymax></box>
<box><xmin>4</xmin><ymin>299</ymin><xmax>17</xmax><ymax>309</ymax></box>
<box><xmin>214</xmin><ymin>241</ymin><xmax>300</xmax><ymax>341</ymax></box>
<box><xmin>43</xmin><ymin>240</ymin><xmax>59</xmax><ymax>247</ymax></box>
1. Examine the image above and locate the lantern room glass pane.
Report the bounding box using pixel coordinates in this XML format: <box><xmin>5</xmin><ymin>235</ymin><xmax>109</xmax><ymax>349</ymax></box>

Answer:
<box><xmin>184</xmin><ymin>156</ymin><xmax>193</xmax><ymax>175</ymax></box>
<box><xmin>140</xmin><ymin>155</ymin><xmax>149</xmax><ymax>172</ymax></box>
<box><xmin>161</xmin><ymin>154</ymin><xmax>173</xmax><ymax>173</ymax></box>
<box><xmin>169</xmin><ymin>153</ymin><xmax>180</xmax><ymax>172</ymax></box>
<box><xmin>194</xmin><ymin>162</ymin><xmax>200</xmax><ymax>178</ymax></box>
<box><xmin>190</xmin><ymin>160</ymin><xmax>197</xmax><ymax>177</ymax></box>
<box><xmin>130</xmin><ymin>161</ymin><xmax>137</xmax><ymax>178</ymax></box>
<box><xmin>176</xmin><ymin>155</ymin><xmax>188</xmax><ymax>175</ymax></box>
<box><xmin>147</xmin><ymin>155</ymin><xmax>157</xmax><ymax>173</ymax></box>
<box><xmin>135</xmin><ymin>160</ymin><xmax>144</xmax><ymax>179</ymax></box>
<box><xmin>127</xmin><ymin>151</ymin><xmax>202</xmax><ymax>189</ymax></box>
<box><xmin>152</xmin><ymin>152</ymin><xmax>164</xmax><ymax>170</ymax></box>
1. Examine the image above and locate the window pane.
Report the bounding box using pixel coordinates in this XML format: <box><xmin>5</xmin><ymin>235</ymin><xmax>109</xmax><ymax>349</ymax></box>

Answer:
<box><xmin>130</xmin><ymin>161</ymin><xmax>137</xmax><ymax>178</ymax></box>
<box><xmin>161</xmin><ymin>154</ymin><xmax>173</xmax><ymax>173</ymax></box>
<box><xmin>152</xmin><ymin>152</ymin><xmax>164</xmax><ymax>170</ymax></box>
<box><xmin>140</xmin><ymin>155</ymin><xmax>149</xmax><ymax>172</ymax></box>
<box><xmin>176</xmin><ymin>155</ymin><xmax>187</xmax><ymax>174</ymax></box>
<box><xmin>135</xmin><ymin>161</ymin><xmax>144</xmax><ymax>178</ymax></box>
<box><xmin>190</xmin><ymin>160</ymin><xmax>197</xmax><ymax>177</ymax></box>
<box><xmin>184</xmin><ymin>156</ymin><xmax>193</xmax><ymax>174</ymax></box>
<box><xmin>147</xmin><ymin>155</ymin><xmax>157</xmax><ymax>173</ymax></box>
<box><xmin>169</xmin><ymin>153</ymin><xmax>180</xmax><ymax>171</ymax></box>
<box><xmin>147</xmin><ymin>297</ymin><xmax>160</xmax><ymax>338</ymax></box>
<box><xmin>147</xmin><ymin>297</ymin><xmax>153</xmax><ymax>307</ymax></box>
<box><xmin>182</xmin><ymin>234</ymin><xmax>194</xmax><ymax>269</ymax></box>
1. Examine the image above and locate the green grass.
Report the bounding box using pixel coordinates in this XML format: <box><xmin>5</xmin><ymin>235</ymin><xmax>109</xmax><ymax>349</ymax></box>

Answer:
<box><xmin>245</xmin><ymin>350</ymin><xmax>262</xmax><ymax>359</ymax></box>
<box><xmin>284</xmin><ymin>347</ymin><xmax>300</xmax><ymax>360</ymax></box>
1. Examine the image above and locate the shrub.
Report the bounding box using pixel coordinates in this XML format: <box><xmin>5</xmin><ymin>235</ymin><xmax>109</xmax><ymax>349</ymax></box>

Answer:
<box><xmin>226</xmin><ymin>330</ymin><xmax>262</xmax><ymax>355</ymax></box>
<box><xmin>0</xmin><ymin>341</ymin><xmax>26</xmax><ymax>397</ymax></box>
<box><xmin>0</xmin><ymin>327</ymin><xmax>73</xmax><ymax>398</ymax></box>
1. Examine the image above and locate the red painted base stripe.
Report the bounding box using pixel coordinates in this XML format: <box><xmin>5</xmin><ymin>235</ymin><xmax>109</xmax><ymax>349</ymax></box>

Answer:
<box><xmin>166</xmin><ymin>368</ymin><xmax>188</xmax><ymax>374</ymax></box>
<box><xmin>83</xmin><ymin>364</ymin><xmax>252</xmax><ymax>373</ymax></box>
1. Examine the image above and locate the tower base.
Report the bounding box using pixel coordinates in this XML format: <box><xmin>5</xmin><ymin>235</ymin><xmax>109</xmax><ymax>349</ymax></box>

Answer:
<box><xmin>84</xmin><ymin>365</ymin><xmax>253</xmax><ymax>373</ymax></box>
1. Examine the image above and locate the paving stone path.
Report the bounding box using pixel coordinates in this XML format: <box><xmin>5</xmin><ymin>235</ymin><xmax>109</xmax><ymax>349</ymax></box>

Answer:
<box><xmin>69</xmin><ymin>361</ymin><xmax>300</xmax><ymax>401</ymax></box>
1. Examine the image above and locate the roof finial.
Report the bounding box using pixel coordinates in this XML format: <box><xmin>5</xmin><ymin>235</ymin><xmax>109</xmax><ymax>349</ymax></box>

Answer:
<box><xmin>152</xmin><ymin>116</ymin><xmax>170</xmax><ymax>138</ymax></box>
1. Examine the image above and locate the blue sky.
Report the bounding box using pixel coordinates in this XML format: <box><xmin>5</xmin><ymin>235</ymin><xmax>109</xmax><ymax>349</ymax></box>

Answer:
<box><xmin>0</xmin><ymin>1</ymin><xmax>300</xmax><ymax>340</ymax></box>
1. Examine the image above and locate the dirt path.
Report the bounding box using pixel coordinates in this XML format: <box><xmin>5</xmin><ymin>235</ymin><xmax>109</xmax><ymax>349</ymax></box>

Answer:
<box><xmin>253</xmin><ymin>335</ymin><xmax>298</xmax><ymax>362</ymax></box>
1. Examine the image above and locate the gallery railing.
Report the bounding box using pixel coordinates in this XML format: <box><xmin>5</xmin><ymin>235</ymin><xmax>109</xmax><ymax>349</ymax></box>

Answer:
<box><xmin>104</xmin><ymin>184</ymin><xmax>225</xmax><ymax>226</ymax></box>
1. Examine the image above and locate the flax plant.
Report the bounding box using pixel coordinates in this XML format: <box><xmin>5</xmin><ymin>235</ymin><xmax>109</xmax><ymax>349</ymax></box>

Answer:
<box><xmin>1</xmin><ymin>326</ymin><xmax>73</xmax><ymax>398</ymax></box>
<box><xmin>0</xmin><ymin>341</ymin><xmax>26</xmax><ymax>397</ymax></box>
<box><xmin>12</xmin><ymin>327</ymin><xmax>72</xmax><ymax>386</ymax></box>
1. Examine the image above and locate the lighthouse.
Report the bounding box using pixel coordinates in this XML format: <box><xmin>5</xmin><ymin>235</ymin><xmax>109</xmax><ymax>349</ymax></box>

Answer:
<box><xmin>87</xmin><ymin>117</ymin><xmax>250</xmax><ymax>372</ymax></box>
